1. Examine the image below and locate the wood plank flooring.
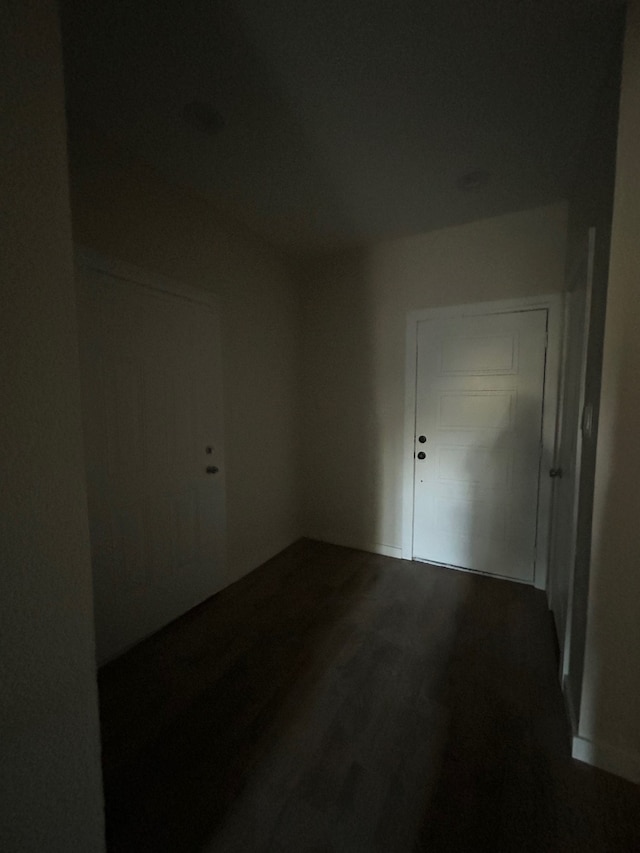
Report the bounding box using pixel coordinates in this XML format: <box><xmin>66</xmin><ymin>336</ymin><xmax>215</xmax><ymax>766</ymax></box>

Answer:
<box><xmin>98</xmin><ymin>539</ymin><xmax>640</xmax><ymax>852</ymax></box>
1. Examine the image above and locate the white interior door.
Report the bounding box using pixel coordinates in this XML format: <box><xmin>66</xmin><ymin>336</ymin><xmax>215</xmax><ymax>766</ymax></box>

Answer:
<box><xmin>412</xmin><ymin>309</ymin><xmax>548</xmax><ymax>582</ymax></box>
<box><xmin>78</xmin><ymin>259</ymin><xmax>226</xmax><ymax>663</ymax></box>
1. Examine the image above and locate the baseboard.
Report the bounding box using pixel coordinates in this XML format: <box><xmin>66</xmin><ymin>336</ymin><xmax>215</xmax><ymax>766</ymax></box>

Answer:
<box><xmin>369</xmin><ymin>542</ymin><xmax>403</xmax><ymax>559</ymax></box>
<box><xmin>340</xmin><ymin>539</ymin><xmax>403</xmax><ymax>560</ymax></box>
<box><xmin>572</xmin><ymin>734</ymin><xmax>640</xmax><ymax>784</ymax></box>
<box><xmin>307</xmin><ymin>535</ymin><xmax>403</xmax><ymax>560</ymax></box>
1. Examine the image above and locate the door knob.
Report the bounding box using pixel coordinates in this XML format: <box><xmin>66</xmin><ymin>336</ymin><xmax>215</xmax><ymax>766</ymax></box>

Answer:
<box><xmin>206</xmin><ymin>465</ymin><xmax>219</xmax><ymax>474</ymax></box>
<box><xmin>418</xmin><ymin>435</ymin><xmax>427</xmax><ymax>444</ymax></box>
<box><xmin>417</xmin><ymin>452</ymin><xmax>426</xmax><ymax>460</ymax></box>
<box><xmin>549</xmin><ymin>467</ymin><xmax>562</xmax><ymax>478</ymax></box>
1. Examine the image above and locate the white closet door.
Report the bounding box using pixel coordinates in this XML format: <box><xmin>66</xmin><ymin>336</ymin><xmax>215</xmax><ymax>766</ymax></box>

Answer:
<box><xmin>78</xmin><ymin>263</ymin><xmax>226</xmax><ymax>662</ymax></box>
<box><xmin>412</xmin><ymin>309</ymin><xmax>547</xmax><ymax>582</ymax></box>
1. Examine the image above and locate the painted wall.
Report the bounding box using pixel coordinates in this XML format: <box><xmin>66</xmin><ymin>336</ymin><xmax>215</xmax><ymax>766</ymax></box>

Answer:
<box><xmin>0</xmin><ymin>3</ymin><xmax>105</xmax><ymax>850</ymax></box>
<box><xmin>579</xmin><ymin>0</ymin><xmax>640</xmax><ymax>781</ymax></box>
<box><xmin>68</xmin><ymin>127</ymin><xmax>301</xmax><ymax>584</ymax></box>
<box><xmin>299</xmin><ymin>203</ymin><xmax>567</xmax><ymax>554</ymax></box>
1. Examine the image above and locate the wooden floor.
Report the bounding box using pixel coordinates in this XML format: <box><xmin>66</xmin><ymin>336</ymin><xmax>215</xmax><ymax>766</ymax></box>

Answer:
<box><xmin>99</xmin><ymin>540</ymin><xmax>640</xmax><ymax>852</ymax></box>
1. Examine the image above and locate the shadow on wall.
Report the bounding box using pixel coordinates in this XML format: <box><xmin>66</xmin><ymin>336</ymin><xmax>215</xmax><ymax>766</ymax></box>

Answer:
<box><xmin>300</xmin><ymin>251</ymin><xmax>382</xmax><ymax>554</ymax></box>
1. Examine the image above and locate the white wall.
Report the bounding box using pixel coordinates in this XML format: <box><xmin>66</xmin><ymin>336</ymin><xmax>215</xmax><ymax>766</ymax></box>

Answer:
<box><xmin>0</xmin><ymin>3</ymin><xmax>105</xmax><ymax>850</ymax></box>
<box><xmin>300</xmin><ymin>203</ymin><xmax>567</xmax><ymax>554</ymax></box>
<box><xmin>68</xmin><ymin>127</ymin><xmax>301</xmax><ymax>584</ymax></box>
<box><xmin>578</xmin><ymin>0</ymin><xmax>640</xmax><ymax>782</ymax></box>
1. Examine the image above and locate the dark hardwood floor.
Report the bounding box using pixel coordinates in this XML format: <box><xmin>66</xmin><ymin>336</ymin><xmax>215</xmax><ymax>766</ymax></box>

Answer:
<box><xmin>98</xmin><ymin>539</ymin><xmax>640</xmax><ymax>852</ymax></box>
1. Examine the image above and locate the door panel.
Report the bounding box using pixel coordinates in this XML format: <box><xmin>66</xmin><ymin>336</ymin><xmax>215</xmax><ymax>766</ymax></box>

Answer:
<box><xmin>412</xmin><ymin>310</ymin><xmax>547</xmax><ymax>582</ymax></box>
<box><xmin>78</xmin><ymin>264</ymin><xmax>226</xmax><ymax>663</ymax></box>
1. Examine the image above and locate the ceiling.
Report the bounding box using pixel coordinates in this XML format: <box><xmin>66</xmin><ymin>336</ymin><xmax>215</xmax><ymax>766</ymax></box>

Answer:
<box><xmin>60</xmin><ymin>0</ymin><xmax>624</xmax><ymax>252</ymax></box>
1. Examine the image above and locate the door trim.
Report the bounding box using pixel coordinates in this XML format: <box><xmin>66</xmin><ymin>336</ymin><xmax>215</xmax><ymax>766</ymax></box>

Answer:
<box><xmin>75</xmin><ymin>246</ymin><xmax>220</xmax><ymax>311</ymax></box>
<box><xmin>550</xmin><ymin>227</ymin><xmax>595</xmax><ymax>679</ymax></box>
<box><xmin>402</xmin><ymin>294</ymin><xmax>563</xmax><ymax>589</ymax></box>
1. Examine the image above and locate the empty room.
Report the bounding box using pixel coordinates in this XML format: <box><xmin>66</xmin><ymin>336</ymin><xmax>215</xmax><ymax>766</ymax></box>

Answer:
<box><xmin>3</xmin><ymin>0</ymin><xmax>640</xmax><ymax>851</ymax></box>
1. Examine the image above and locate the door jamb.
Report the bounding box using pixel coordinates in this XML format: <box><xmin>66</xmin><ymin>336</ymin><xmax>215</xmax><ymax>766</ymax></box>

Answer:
<box><xmin>402</xmin><ymin>294</ymin><xmax>564</xmax><ymax>590</ymax></box>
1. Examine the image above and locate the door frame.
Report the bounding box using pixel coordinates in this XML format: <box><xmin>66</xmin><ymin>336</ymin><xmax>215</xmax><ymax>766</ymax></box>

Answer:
<box><xmin>75</xmin><ymin>247</ymin><xmax>220</xmax><ymax>312</ymax></box>
<box><xmin>401</xmin><ymin>294</ymin><xmax>563</xmax><ymax>589</ymax></box>
<box><xmin>549</xmin><ymin>227</ymin><xmax>595</xmax><ymax>680</ymax></box>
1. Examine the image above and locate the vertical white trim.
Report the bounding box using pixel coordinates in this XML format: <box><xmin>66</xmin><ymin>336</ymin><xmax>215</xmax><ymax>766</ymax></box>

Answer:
<box><xmin>402</xmin><ymin>295</ymin><xmax>564</xmax><ymax>588</ymax></box>
<box><xmin>401</xmin><ymin>319</ymin><xmax>419</xmax><ymax>560</ymax></box>
<box><xmin>537</xmin><ymin>295</ymin><xmax>564</xmax><ymax>589</ymax></box>
<box><xmin>547</xmin><ymin>294</ymin><xmax>574</xmax><ymax>616</ymax></box>
<box><xmin>560</xmin><ymin>225</ymin><xmax>596</xmax><ymax>678</ymax></box>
